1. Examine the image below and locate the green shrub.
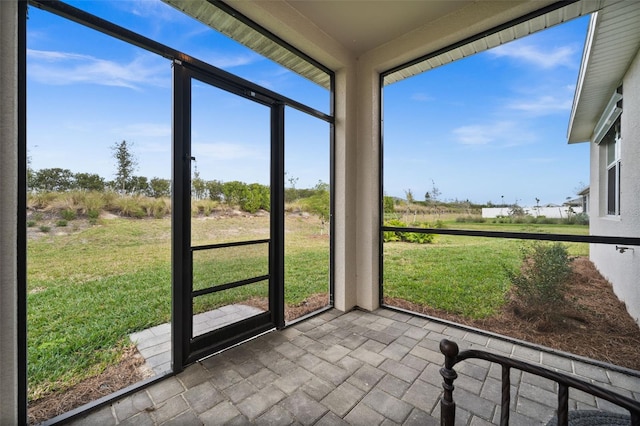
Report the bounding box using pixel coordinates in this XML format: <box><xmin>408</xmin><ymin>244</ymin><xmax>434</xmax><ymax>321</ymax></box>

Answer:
<box><xmin>27</xmin><ymin>220</ymin><xmax>36</xmax><ymax>227</ymax></box>
<box><xmin>39</xmin><ymin>225</ymin><xmax>51</xmax><ymax>233</ymax></box>
<box><xmin>507</xmin><ymin>242</ymin><xmax>573</xmax><ymax>309</ymax></box>
<box><xmin>383</xmin><ymin>219</ymin><xmax>434</xmax><ymax>244</ymax></box>
<box><xmin>87</xmin><ymin>209</ymin><xmax>100</xmax><ymax>220</ymax></box>
<box><xmin>404</xmin><ymin>230</ymin><xmax>434</xmax><ymax>244</ymax></box>
<box><xmin>60</xmin><ymin>209</ymin><xmax>76</xmax><ymax>221</ymax></box>
<box><xmin>56</xmin><ymin>220</ymin><xmax>68</xmax><ymax>227</ymax></box>
<box><xmin>383</xmin><ymin>196</ymin><xmax>395</xmax><ymax>214</ymax></box>
<box><xmin>566</xmin><ymin>212</ymin><xmax>589</xmax><ymax>225</ymax></box>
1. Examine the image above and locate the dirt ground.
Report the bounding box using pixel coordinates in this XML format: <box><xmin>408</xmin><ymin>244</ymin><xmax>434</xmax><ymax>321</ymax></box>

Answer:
<box><xmin>28</xmin><ymin>257</ymin><xmax>640</xmax><ymax>424</ymax></box>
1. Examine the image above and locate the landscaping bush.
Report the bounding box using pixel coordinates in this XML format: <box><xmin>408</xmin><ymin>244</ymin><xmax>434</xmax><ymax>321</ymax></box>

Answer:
<box><xmin>61</xmin><ymin>209</ymin><xmax>76</xmax><ymax>221</ymax></box>
<box><xmin>507</xmin><ymin>242</ymin><xmax>573</xmax><ymax>310</ymax></box>
<box><xmin>565</xmin><ymin>212</ymin><xmax>589</xmax><ymax>225</ymax></box>
<box><xmin>383</xmin><ymin>219</ymin><xmax>434</xmax><ymax>244</ymax></box>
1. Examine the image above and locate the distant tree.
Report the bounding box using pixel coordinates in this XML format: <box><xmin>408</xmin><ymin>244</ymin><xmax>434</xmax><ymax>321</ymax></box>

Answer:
<box><xmin>192</xmin><ymin>165</ymin><xmax>206</xmax><ymax>200</ymax></box>
<box><xmin>222</xmin><ymin>181</ymin><xmax>247</xmax><ymax>206</ymax></box>
<box><xmin>111</xmin><ymin>140</ymin><xmax>138</xmax><ymax>194</ymax></box>
<box><xmin>241</xmin><ymin>183</ymin><xmax>270</xmax><ymax>213</ymax></box>
<box><xmin>404</xmin><ymin>189</ymin><xmax>414</xmax><ymax>204</ymax></box>
<box><xmin>75</xmin><ymin>172</ymin><xmax>105</xmax><ymax>192</ymax></box>
<box><xmin>206</xmin><ymin>180</ymin><xmax>224</xmax><ymax>202</ymax></box>
<box><xmin>287</xmin><ymin>174</ymin><xmax>299</xmax><ymax>189</ymax></box>
<box><xmin>302</xmin><ymin>180</ymin><xmax>330</xmax><ymax>227</ymax></box>
<box><xmin>128</xmin><ymin>176</ymin><xmax>149</xmax><ymax>195</ymax></box>
<box><xmin>32</xmin><ymin>168</ymin><xmax>75</xmax><ymax>192</ymax></box>
<box><xmin>429</xmin><ymin>180</ymin><xmax>441</xmax><ymax>202</ymax></box>
<box><xmin>286</xmin><ymin>172</ymin><xmax>300</xmax><ymax>201</ymax></box>
<box><xmin>383</xmin><ymin>196</ymin><xmax>395</xmax><ymax>214</ymax></box>
<box><xmin>148</xmin><ymin>177</ymin><xmax>171</xmax><ymax>198</ymax></box>
<box><xmin>26</xmin><ymin>153</ymin><xmax>36</xmax><ymax>191</ymax></box>
<box><xmin>314</xmin><ymin>180</ymin><xmax>329</xmax><ymax>193</ymax></box>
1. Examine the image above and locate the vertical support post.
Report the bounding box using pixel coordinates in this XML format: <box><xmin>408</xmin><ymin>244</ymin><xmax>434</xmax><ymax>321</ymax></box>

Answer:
<box><xmin>439</xmin><ymin>339</ymin><xmax>459</xmax><ymax>426</ymax></box>
<box><xmin>557</xmin><ymin>383</ymin><xmax>569</xmax><ymax>426</ymax></box>
<box><xmin>500</xmin><ymin>365</ymin><xmax>511</xmax><ymax>426</ymax></box>
<box><xmin>171</xmin><ymin>60</ymin><xmax>191</xmax><ymax>373</ymax></box>
<box><xmin>270</xmin><ymin>102</ymin><xmax>285</xmax><ymax>329</ymax></box>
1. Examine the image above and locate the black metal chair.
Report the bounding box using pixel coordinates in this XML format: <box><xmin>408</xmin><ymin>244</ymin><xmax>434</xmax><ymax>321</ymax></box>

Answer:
<box><xmin>439</xmin><ymin>339</ymin><xmax>640</xmax><ymax>426</ymax></box>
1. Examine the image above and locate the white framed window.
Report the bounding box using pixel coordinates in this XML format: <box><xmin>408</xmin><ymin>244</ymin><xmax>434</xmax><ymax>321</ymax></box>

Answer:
<box><xmin>602</xmin><ymin>118</ymin><xmax>621</xmax><ymax>216</ymax></box>
<box><xmin>594</xmin><ymin>87</ymin><xmax>622</xmax><ymax>217</ymax></box>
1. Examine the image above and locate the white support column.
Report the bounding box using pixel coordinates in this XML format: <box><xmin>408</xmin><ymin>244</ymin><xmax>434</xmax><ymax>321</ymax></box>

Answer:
<box><xmin>354</xmin><ymin>62</ymin><xmax>381</xmax><ymax>312</ymax></box>
<box><xmin>333</xmin><ymin>66</ymin><xmax>359</xmax><ymax>312</ymax></box>
<box><xmin>0</xmin><ymin>0</ymin><xmax>20</xmax><ymax>423</ymax></box>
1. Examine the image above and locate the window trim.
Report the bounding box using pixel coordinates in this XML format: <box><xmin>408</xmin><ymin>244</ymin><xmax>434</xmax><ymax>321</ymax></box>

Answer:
<box><xmin>604</xmin><ymin>118</ymin><xmax>622</xmax><ymax>216</ymax></box>
<box><xmin>594</xmin><ymin>87</ymin><xmax>622</xmax><ymax>145</ymax></box>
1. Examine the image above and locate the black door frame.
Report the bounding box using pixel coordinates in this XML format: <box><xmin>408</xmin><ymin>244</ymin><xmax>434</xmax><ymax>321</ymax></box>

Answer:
<box><xmin>172</xmin><ymin>61</ymin><xmax>286</xmax><ymax>369</ymax></box>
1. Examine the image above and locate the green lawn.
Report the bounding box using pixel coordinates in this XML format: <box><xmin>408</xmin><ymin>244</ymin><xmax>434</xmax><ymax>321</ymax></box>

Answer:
<box><xmin>383</xmin><ymin>221</ymin><xmax>589</xmax><ymax>319</ymax></box>
<box><xmin>27</xmin><ymin>214</ymin><xmax>329</xmax><ymax>400</ymax></box>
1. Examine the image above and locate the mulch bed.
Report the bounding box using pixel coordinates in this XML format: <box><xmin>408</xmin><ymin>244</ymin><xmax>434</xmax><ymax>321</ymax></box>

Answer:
<box><xmin>386</xmin><ymin>256</ymin><xmax>640</xmax><ymax>371</ymax></box>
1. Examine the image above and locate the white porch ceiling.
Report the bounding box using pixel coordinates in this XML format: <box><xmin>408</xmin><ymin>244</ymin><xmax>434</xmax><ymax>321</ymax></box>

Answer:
<box><xmin>282</xmin><ymin>1</ymin><xmax>474</xmax><ymax>56</ymax></box>
<box><xmin>164</xmin><ymin>1</ymin><xmax>601</xmax><ymax>89</ymax></box>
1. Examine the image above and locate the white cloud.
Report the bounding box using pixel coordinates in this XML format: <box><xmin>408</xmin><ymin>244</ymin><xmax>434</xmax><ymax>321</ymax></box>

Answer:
<box><xmin>27</xmin><ymin>49</ymin><xmax>170</xmax><ymax>89</ymax></box>
<box><xmin>128</xmin><ymin>0</ymin><xmax>181</xmax><ymax>21</ymax></box>
<box><xmin>507</xmin><ymin>95</ymin><xmax>572</xmax><ymax>115</ymax></box>
<box><xmin>452</xmin><ymin>121</ymin><xmax>533</xmax><ymax>146</ymax></box>
<box><xmin>489</xmin><ymin>42</ymin><xmax>577</xmax><ymax>69</ymax></box>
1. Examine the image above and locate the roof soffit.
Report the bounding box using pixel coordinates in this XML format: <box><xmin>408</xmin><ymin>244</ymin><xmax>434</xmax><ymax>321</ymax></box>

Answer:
<box><xmin>568</xmin><ymin>1</ymin><xmax>640</xmax><ymax>143</ymax></box>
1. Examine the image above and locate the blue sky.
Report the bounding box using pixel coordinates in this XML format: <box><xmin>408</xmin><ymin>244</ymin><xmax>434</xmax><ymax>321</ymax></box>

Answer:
<box><xmin>384</xmin><ymin>16</ymin><xmax>590</xmax><ymax>205</ymax></box>
<box><xmin>27</xmin><ymin>0</ymin><xmax>330</xmax><ymax>190</ymax></box>
<box><xmin>27</xmin><ymin>1</ymin><xmax>589</xmax><ymax>205</ymax></box>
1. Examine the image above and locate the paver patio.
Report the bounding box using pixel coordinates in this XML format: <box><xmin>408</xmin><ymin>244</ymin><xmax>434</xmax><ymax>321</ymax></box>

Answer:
<box><xmin>70</xmin><ymin>308</ymin><xmax>640</xmax><ymax>425</ymax></box>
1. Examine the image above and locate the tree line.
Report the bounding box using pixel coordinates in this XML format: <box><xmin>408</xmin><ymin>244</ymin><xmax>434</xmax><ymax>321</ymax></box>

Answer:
<box><xmin>28</xmin><ymin>140</ymin><xmax>329</xmax><ymax>217</ymax></box>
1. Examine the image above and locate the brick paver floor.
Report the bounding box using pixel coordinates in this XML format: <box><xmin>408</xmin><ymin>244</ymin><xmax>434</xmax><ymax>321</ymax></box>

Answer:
<box><xmin>69</xmin><ymin>308</ymin><xmax>640</xmax><ymax>425</ymax></box>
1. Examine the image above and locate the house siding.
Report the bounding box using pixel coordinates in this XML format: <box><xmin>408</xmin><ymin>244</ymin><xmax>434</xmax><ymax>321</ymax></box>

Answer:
<box><xmin>589</xmin><ymin>48</ymin><xmax>640</xmax><ymax>326</ymax></box>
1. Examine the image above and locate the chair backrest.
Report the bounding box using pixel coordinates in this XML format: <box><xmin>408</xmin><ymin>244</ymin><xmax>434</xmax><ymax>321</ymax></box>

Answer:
<box><xmin>439</xmin><ymin>339</ymin><xmax>640</xmax><ymax>426</ymax></box>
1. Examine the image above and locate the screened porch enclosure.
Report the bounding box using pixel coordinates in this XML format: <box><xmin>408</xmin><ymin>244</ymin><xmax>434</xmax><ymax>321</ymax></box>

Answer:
<box><xmin>4</xmin><ymin>0</ymin><xmax>640</xmax><ymax>424</ymax></box>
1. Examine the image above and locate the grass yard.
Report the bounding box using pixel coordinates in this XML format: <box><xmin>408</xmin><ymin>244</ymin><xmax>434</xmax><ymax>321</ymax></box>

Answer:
<box><xmin>383</xmin><ymin>221</ymin><xmax>589</xmax><ymax>319</ymax></box>
<box><xmin>27</xmin><ymin>212</ymin><xmax>329</xmax><ymax>401</ymax></box>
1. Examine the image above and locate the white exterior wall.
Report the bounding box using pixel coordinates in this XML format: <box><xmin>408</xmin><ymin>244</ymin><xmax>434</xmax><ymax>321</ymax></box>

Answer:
<box><xmin>589</xmin><ymin>50</ymin><xmax>640</xmax><ymax>326</ymax></box>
